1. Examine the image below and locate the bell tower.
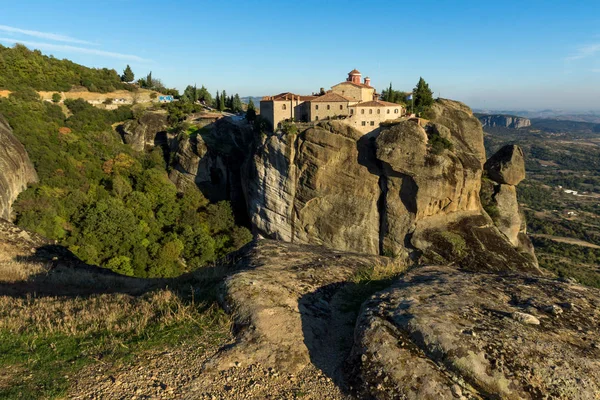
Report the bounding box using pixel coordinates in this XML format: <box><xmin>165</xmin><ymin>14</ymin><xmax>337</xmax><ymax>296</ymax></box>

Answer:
<box><xmin>347</xmin><ymin>69</ymin><xmax>362</xmax><ymax>84</ymax></box>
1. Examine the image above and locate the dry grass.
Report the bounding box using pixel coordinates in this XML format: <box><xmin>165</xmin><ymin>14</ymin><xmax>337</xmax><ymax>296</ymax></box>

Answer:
<box><xmin>0</xmin><ymin>288</ymin><xmax>220</xmax><ymax>337</ymax></box>
<box><xmin>351</xmin><ymin>258</ymin><xmax>408</xmax><ymax>284</ymax></box>
<box><xmin>0</xmin><ymin>259</ymin><xmax>48</xmax><ymax>283</ymax></box>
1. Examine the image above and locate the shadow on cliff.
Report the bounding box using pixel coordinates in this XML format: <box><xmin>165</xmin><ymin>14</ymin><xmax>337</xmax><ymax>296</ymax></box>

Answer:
<box><xmin>297</xmin><ymin>268</ymin><xmax>445</xmax><ymax>394</ymax></box>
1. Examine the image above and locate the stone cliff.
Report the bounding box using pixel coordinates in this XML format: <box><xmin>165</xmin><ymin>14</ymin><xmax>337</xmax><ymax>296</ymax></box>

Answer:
<box><xmin>246</xmin><ymin>99</ymin><xmax>538</xmax><ymax>273</ymax></box>
<box><xmin>0</xmin><ymin>114</ymin><xmax>37</xmax><ymax>220</ymax></box>
<box><xmin>477</xmin><ymin>114</ymin><xmax>531</xmax><ymax>129</ymax></box>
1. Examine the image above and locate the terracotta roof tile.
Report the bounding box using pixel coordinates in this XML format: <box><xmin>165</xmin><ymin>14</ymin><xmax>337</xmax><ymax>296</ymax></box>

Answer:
<box><xmin>333</xmin><ymin>81</ymin><xmax>373</xmax><ymax>89</ymax></box>
<box><xmin>309</xmin><ymin>92</ymin><xmax>352</xmax><ymax>102</ymax></box>
<box><xmin>349</xmin><ymin>69</ymin><xmax>361</xmax><ymax>75</ymax></box>
<box><xmin>350</xmin><ymin>100</ymin><xmax>402</xmax><ymax>108</ymax></box>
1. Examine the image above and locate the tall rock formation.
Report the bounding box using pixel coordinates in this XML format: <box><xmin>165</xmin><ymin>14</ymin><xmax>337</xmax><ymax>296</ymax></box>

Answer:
<box><xmin>0</xmin><ymin>115</ymin><xmax>38</xmax><ymax>220</ymax></box>
<box><xmin>477</xmin><ymin>114</ymin><xmax>531</xmax><ymax>129</ymax></box>
<box><xmin>245</xmin><ymin>99</ymin><xmax>539</xmax><ymax>273</ymax></box>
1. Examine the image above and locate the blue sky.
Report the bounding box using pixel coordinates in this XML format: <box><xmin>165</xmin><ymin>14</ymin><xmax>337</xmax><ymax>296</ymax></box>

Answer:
<box><xmin>1</xmin><ymin>0</ymin><xmax>599</xmax><ymax>110</ymax></box>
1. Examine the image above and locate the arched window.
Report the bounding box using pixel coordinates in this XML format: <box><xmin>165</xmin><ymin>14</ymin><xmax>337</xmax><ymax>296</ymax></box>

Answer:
<box><xmin>339</xmin><ymin>105</ymin><xmax>343</xmax><ymax>110</ymax></box>
<box><xmin>315</xmin><ymin>116</ymin><xmax>319</xmax><ymax>121</ymax></box>
<box><xmin>369</xmin><ymin>109</ymin><xmax>373</xmax><ymax>114</ymax></box>
<box><xmin>315</xmin><ymin>105</ymin><xmax>319</xmax><ymax>110</ymax></box>
<box><xmin>350</xmin><ymin>109</ymin><xmax>354</xmax><ymax>114</ymax></box>
<box><xmin>361</xmin><ymin>109</ymin><xmax>365</xmax><ymax>114</ymax></box>
<box><xmin>387</xmin><ymin>109</ymin><xmax>390</xmax><ymax>114</ymax></box>
<box><xmin>394</xmin><ymin>109</ymin><xmax>399</xmax><ymax>114</ymax></box>
<box><xmin>377</xmin><ymin>109</ymin><xmax>381</xmax><ymax>114</ymax></box>
<box><xmin>327</xmin><ymin>105</ymin><xmax>330</xmax><ymax>110</ymax></box>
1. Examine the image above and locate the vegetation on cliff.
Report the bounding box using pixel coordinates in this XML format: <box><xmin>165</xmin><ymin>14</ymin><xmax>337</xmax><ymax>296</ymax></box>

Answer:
<box><xmin>0</xmin><ymin>44</ymin><xmax>133</xmax><ymax>92</ymax></box>
<box><xmin>0</xmin><ymin>90</ymin><xmax>251</xmax><ymax>277</ymax></box>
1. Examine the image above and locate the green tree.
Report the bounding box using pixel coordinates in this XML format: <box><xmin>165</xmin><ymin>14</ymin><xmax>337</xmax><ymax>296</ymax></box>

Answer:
<box><xmin>232</xmin><ymin>94</ymin><xmax>243</xmax><ymax>113</ymax></box>
<box><xmin>413</xmin><ymin>77</ymin><xmax>434</xmax><ymax>116</ymax></box>
<box><xmin>197</xmin><ymin>85</ymin><xmax>212</xmax><ymax>105</ymax></box>
<box><xmin>246</xmin><ymin>99</ymin><xmax>256</xmax><ymax>122</ymax></box>
<box><xmin>214</xmin><ymin>91</ymin><xmax>220</xmax><ymax>109</ymax></box>
<box><xmin>121</xmin><ymin>65</ymin><xmax>134</xmax><ymax>82</ymax></box>
<box><xmin>51</xmin><ymin>93</ymin><xmax>61</xmax><ymax>103</ymax></box>
<box><xmin>220</xmin><ymin>90</ymin><xmax>226</xmax><ymax>111</ymax></box>
<box><xmin>146</xmin><ymin>71</ymin><xmax>153</xmax><ymax>89</ymax></box>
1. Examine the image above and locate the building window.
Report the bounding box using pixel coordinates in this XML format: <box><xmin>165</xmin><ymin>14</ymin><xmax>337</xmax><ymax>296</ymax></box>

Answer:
<box><xmin>370</xmin><ymin>121</ymin><xmax>375</xmax><ymax>126</ymax></box>
<box><xmin>339</xmin><ymin>105</ymin><xmax>343</xmax><ymax>110</ymax></box>
<box><xmin>377</xmin><ymin>109</ymin><xmax>381</xmax><ymax>114</ymax></box>
<box><xmin>350</xmin><ymin>109</ymin><xmax>354</xmax><ymax>114</ymax></box>
<box><xmin>315</xmin><ymin>105</ymin><xmax>319</xmax><ymax>110</ymax></box>
<box><xmin>327</xmin><ymin>105</ymin><xmax>330</xmax><ymax>110</ymax></box>
<box><xmin>361</xmin><ymin>109</ymin><xmax>365</xmax><ymax>114</ymax></box>
<box><xmin>315</xmin><ymin>116</ymin><xmax>319</xmax><ymax>121</ymax></box>
<box><xmin>361</xmin><ymin>121</ymin><xmax>366</xmax><ymax>126</ymax></box>
<box><xmin>387</xmin><ymin>109</ymin><xmax>390</xmax><ymax>114</ymax></box>
<box><xmin>369</xmin><ymin>109</ymin><xmax>373</xmax><ymax>114</ymax></box>
<box><xmin>282</xmin><ymin>104</ymin><xmax>287</xmax><ymax>110</ymax></box>
<box><xmin>394</xmin><ymin>109</ymin><xmax>399</xmax><ymax>114</ymax></box>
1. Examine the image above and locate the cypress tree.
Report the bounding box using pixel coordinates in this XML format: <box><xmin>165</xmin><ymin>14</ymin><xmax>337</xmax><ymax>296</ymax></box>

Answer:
<box><xmin>413</xmin><ymin>77</ymin><xmax>434</xmax><ymax>116</ymax></box>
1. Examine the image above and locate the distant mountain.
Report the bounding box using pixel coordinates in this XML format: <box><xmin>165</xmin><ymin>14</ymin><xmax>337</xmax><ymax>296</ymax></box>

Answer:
<box><xmin>475</xmin><ymin>113</ymin><xmax>531</xmax><ymax>129</ymax></box>
<box><xmin>473</xmin><ymin>108</ymin><xmax>600</xmax><ymax>124</ymax></box>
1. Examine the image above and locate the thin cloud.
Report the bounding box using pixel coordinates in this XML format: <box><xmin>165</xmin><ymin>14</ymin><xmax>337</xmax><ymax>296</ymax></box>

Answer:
<box><xmin>0</xmin><ymin>38</ymin><xmax>151</xmax><ymax>63</ymax></box>
<box><xmin>566</xmin><ymin>43</ymin><xmax>600</xmax><ymax>61</ymax></box>
<box><xmin>0</xmin><ymin>24</ymin><xmax>95</xmax><ymax>45</ymax></box>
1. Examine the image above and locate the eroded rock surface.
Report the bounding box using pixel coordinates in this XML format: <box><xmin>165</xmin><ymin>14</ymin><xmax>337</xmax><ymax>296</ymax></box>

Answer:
<box><xmin>0</xmin><ymin>115</ymin><xmax>38</xmax><ymax>220</ymax></box>
<box><xmin>352</xmin><ymin>265</ymin><xmax>600</xmax><ymax>399</ymax></box>
<box><xmin>477</xmin><ymin>114</ymin><xmax>531</xmax><ymax>129</ymax></box>
<box><xmin>121</xmin><ymin>110</ymin><xmax>169</xmax><ymax>152</ymax></box>
<box><xmin>211</xmin><ymin>240</ymin><xmax>388</xmax><ymax>375</ymax></box>
<box><xmin>484</xmin><ymin>145</ymin><xmax>526</xmax><ymax>186</ymax></box>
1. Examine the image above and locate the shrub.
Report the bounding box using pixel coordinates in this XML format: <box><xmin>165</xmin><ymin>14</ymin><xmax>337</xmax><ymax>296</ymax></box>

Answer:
<box><xmin>52</xmin><ymin>93</ymin><xmax>61</xmax><ymax>103</ymax></box>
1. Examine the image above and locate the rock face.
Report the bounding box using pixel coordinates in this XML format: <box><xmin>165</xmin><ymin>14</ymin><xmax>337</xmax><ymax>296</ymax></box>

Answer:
<box><xmin>121</xmin><ymin>110</ymin><xmax>169</xmax><ymax>152</ymax></box>
<box><xmin>201</xmin><ymin>240</ymin><xmax>599</xmax><ymax>399</ymax></box>
<box><xmin>484</xmin><ymin>144</ymin><xmax>526</xmax><ymax>185</ymax></box>
<box><xmin>246</xmin><ymin>99</ymin><xmax>538</xmax><ymax>273</ymax></box>
<box><xmin>0</xmin><ymin>115</ymin><xmax>38</xmax><ymax>220</ymax></box>
<box><xmin>480</xmin><ymin>144</ymin><xmax>537</xmax><ymax>264</ymax></box>
<box><xmin>169</xmin><ymin>118</ymin><xmax>253</xmax><ymax>221</ymax></box>
<box><xmin>477</xmin><ymin>114</ymin><xmax>531</xmax><ymax>129</ymax></box>
<box><xmin>352</xmin><ymin>265</ymin><xmax>600</xmax><ymax>399</ymax></box>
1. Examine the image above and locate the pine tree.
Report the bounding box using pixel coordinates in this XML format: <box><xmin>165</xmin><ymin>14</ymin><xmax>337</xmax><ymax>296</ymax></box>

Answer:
<box><xmin>146</xmin><ymin>71</ymin><xmax>153</xmax><ymax>89</ymax></box>
<box><xmin>214</xmin><ymin>91</ymin><xmax>220</xmax><ymax>109</ymax></box>
<box><xmin>193</xmin><ymin>84</ymin><xmax>198</xmax><ymax>103</ymax></box>
<box><xmin>121</xmin><ymin>65</ymin><xmax>134</xmax><ymax>82</ymax></box>
<box><xmin>413</xmin><ymin>77</ymin><xmax>434</xmax><ymax>116</ymax></box>
<box><xmin>233</xmin><ymin>94</ymin><xmax>243</xmax><ymax>113</ymax></box>
<box><xmin>246</xmin><ymin>99</ymin><xmax>256</xmax><ymax>122</ymax></box>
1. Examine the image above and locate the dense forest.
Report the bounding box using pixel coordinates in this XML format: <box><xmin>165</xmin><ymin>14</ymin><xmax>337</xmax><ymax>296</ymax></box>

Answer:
<box><xmin>0</xmin><ymin>89</ymin><xmax>252</xmax><ymax>277</ymax></box>
<box><xmin>0</xmin><ymin>44</ymin><xmax>133</xmax><ymax>92</ymax></box>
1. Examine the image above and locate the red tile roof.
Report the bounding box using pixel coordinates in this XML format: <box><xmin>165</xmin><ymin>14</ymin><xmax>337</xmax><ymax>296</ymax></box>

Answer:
<box><xmin>309</xmin><ymin>92</ymin><xmax>352</xmax><ymax>102</ymax></box>
<box><xmin>333</xmin><ymin>81</ymin><xmax>373</xmax><ymax>89</ymax></box>
<box><xmin>349</xmin><ymin>69</ymin><xmax>361</xmax><ymax>75</ymax></box>
<box><xmin>261</xmin><ymin>92</ymin><xmax>316</xmax><ymax>101</ymax></box>
<box><xmin>350</xmin><ymin>100</ymin><xmax>402</xmax><ymax>108</ymax></box>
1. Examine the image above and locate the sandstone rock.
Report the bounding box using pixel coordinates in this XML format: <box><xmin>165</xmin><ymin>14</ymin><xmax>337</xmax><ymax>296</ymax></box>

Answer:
<box><xmin>492</xmin><ymin>184</ymin><xmax>521</xmax><ymax>246</ymax></box>
<box><xmin>212</xmin><ymin>239</ymin><xmax>390</xmax><ymax>376</ymax></box>
<box><xmin>0</xmin><ymin>115</ymin><xmax>38</xmax><ymax>220</ymax></box>
<box><xmin>121</xmin><ymin>111</ymin><xmax>169</xmax><ymax>152</ymax></box>
<box><xmin>484</xmin><ymin>145</ymin><xmax>526</xmax><ymax>185</ymax></box>
<box><xmin>246</xmin><ymin>121</ymin><xmax>381</xmax><ymax>254</ymax></box>
<box><xmin>411</xmin><ymin>211</ymin><xmax>540</xmax><ymax>274</ymax></box>
<box><xmin>352</xmin><ymin>265</ymin><xmax>600</xmax><ymax>399</ymax></box>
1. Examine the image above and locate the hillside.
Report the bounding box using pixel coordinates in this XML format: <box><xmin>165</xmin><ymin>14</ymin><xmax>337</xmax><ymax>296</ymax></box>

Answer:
<box><xmin>0</xmin><ymin>44</ymin><xmax>133</xmax><ymax>93</ymax></box>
